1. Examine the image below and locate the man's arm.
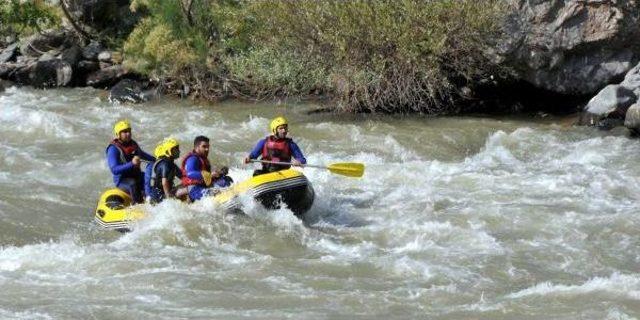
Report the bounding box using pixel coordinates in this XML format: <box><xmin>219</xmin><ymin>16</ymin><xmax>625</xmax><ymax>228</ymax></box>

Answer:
<box><xmin>107</xmin><ymin>145</ymin><xmax>135</xmax><ymax>175</ymax></box>
<box><xmin>184</xmin><ymin>156</ymin><xmax>204</xmax><ymax>181</ymax></box>
<box><xmin>289</xmin><ymin>141</ymin><xmax>307</xmax><ymax>165</ymax></box>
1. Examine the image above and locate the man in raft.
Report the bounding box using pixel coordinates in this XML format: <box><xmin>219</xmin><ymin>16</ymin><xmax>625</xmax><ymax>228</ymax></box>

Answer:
<box><xmin>106</xmin><ymin>119</ymin><xmax>155</xmax><ymax>203</ymax></box>
<box><xmin>144</xmin><ymin>137</ymin><xmax>188</xmax><ymax>203</ymax></box>
<box><xmin>181</xmin><ymin>135</ymin><xmax>232</xmax><ymax>202</ymax></box>
<box><xmin>243</xmin><ymin>116</ymin><xmax>306</xmax><ymax>175</ymax></box>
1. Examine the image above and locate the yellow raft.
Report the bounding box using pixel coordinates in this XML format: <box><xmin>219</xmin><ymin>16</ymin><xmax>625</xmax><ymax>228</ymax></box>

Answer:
<box><xmin>94</xmin><ymin>169</ymin><xmax>315</xmax><ymax>231</ymax></box>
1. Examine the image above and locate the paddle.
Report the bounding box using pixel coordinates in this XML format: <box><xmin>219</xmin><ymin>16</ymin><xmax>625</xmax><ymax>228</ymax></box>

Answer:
<box><xmin>250</xmin><ymin>160</ymin><xmax>365</xmax><ymax>178</ymax></box>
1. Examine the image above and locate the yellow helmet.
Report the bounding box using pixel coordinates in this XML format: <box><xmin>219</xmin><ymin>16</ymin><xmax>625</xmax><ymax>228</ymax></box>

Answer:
<box><xmin>113</xmin><ymin>119</ymin><xmax>131</xmax><ymax>137</ymax></box>
<box><xmin>270</xmin><ymin>116</ymin><xmax>288</xmax><ymax>134</ymax></box>
<box><xmin>154</xmin><ymin>137</ymin><xmax>180</xmax><ymax>158</ymax></box>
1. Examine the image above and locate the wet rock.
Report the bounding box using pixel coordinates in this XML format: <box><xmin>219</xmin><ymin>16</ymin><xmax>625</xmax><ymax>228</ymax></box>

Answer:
<box><xmin>624</xmin><ymin>103</ymin><xmax>640</xmax><ymax>133</ymax></box>
<box><xmin>108</xmin><ymin>79</ymin><xmax>147</xmax><ymax>103</ymax></box>
<box><xmin>82</xmin><ymin>40</ymin><xmax>103</xmax><ymax>60</ymax></box>
<box><xmin>583</xmin><ymin>85</ymin><xmax>637</xmax><ymax>126</ymax></box>
<box><xmin>493</xmin><ymin>0</ymin><xmax>640</xmax><ymax>96</ymax></box>
<box><xmin>32</xmin><ymin>59</ymin><xmax>73</xmax><ymax>88</ymax></box>
<box><xmin>0</xmin><ymin>43</ymin><xmax>18</xmax><ymax>63</ymax></box>
<box><xmin>19</xmin><ymin>30</ymin><xmax>67</xmax><ymax>57</ymax></box>
<box><xmin>86</xmin><ymin>65</ymin><xmax>129</xmax><ymax>88</ymax></box>
<box><xmin>61</xmin><ymin>45</ymin><xmax>82</xmax><ymax>67</ymax></box>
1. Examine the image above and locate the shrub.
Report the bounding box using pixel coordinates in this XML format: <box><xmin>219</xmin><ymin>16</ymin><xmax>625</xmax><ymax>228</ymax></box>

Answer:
<box><xmin>0</xmin><ymin>0</ymin><xmax>60</xmax><ymax>37</ymax></box>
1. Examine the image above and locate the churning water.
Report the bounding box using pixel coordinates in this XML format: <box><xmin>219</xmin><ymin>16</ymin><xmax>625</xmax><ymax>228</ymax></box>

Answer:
<box><xmin>0</xmin><ymin>86</ymin><xmax>639</xmax><ymax>319</ymax></box>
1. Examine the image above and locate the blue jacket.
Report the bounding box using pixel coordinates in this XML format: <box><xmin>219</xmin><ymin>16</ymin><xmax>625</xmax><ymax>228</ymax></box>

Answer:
<box><xmin>183</xmin><ymin>154</ymin><xmax>208</xmax><ymax>184</ymax></box>
<box><xmin>247</xmin><ymin>137</ymin><xmax>306</xmax><ymax>164</ymax></box>
<box><xmin>106</xmin><ymin>142</ymin><xmax>154</xmax><ymax>186</ymax></box>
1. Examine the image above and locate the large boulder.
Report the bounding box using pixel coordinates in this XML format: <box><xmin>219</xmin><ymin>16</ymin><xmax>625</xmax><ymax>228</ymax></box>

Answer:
<box><xmin>108</xmin><ymin>79</ymin><xmax>158</xmax><ymax>104</ymax></box>
<box><xmin>492</xmin><ymin>0</ymin><xmax>640</xmax><ymax>95</ymax></box>
<box><xmin>582</xmin><ymin>84</ymin><xmax>637</xmax><ymax>128</ymax></box>
<box><xmin>86</xmin><ymin>65</ymin><xmax>129</xmax><ymax>88</ymax></box>
<box><xmin>624</xmin><ymin>103</ymin><xmax>640</xmax><ymax>133</ymax></box>
<box><xmin>19</xmin><ymin>30</ymin><xmax>68</xmax><ymax>57</ymax></box>
<box><xmin>32</xmin><ymin>59</ymin><xmax>73</xmax><ymax>88</ymax></box>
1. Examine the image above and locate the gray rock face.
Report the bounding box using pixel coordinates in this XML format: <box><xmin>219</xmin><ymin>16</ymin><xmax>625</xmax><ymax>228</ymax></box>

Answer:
<box><xmin>0</xmin><ymin>43</ymin><xmax>18</xmax><ymax>63</ymax></box>
<box><xmin>494</xmin><ymin>0</ymin><xmax>640</xmax><ymax>95</ymax></box>
<box><xmin>583</xmin><ymin>61</ymin><xmax>640</xmax><ymax>130</ymax></box>
<box><xmin>585</xmin><ymin>85</ymin><xmax>636</xmax><ymax>116</ymax></box>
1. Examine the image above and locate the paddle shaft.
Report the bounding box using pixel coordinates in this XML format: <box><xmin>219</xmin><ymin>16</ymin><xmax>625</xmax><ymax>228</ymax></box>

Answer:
<box><xmin>249</xmin><ymin>159</ymin><xmax>323</xmax><ymax>168</ymax></box>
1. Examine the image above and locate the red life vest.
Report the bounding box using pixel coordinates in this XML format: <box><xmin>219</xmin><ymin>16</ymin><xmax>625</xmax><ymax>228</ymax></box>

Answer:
<box><xmin>110</xmin><ymin>139</ymin><xmax>140</xmax><ymax>163</ymax></box>
<box><xmin>180</xmin><ymin>151</ymin><xmax>211</xmax><ymax>186</ymax></box>
<box><xmin>261</xmin><ymin>136</ymin><xmax>292</xmax><ymax>171</ymax></box>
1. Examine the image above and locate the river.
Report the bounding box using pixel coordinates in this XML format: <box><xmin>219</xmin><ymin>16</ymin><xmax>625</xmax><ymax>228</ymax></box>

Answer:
<box><xmin>0</xmin><ymin>86</ymin><xmax>638</xmax><ymax>319</ymax></box>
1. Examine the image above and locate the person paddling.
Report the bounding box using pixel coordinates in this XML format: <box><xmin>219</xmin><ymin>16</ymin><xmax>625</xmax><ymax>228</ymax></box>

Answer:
<box><xmin>106</xmin><ymin>119</ymin><xmax>155</xmax><ymax>204</ymax></box>
<box><xmin>144</xmin><ymin>138</ymin><xmax>188</xmax><ymax>203</ymax></box>
<box><xmin>181</xmin><ymin>135</ymin><xmax>232</xmax><ymax>202</ymax></box>
<box><xmin>243</xmin><ymin>116</ymin><xmax>306</xmax><ymax>175</ymax></box>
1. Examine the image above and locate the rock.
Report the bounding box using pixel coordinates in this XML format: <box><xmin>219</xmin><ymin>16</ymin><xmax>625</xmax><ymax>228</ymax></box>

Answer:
<box><xmin>86</xmin><ymin>65</ymin><xmax>129</xmax><ymax>88</ymax></box>
<box><xmin>82</xmin><ymin>40</ymin><xmax>103</xmax><ymax>60</ymax></box>
<box><xmin>19</xmin><ymin>30</ymin><xmax>67</xmax><ymax>57</ymax></box>
<box><xmin>620</xmin><ymin>62</ymin><xmax>640</xmax><ymax>97</ymax></box>
<box><xmin>583</xmin><ymin>84</ymin><xmax>637</xmax><ymax>127</ymax></box>
<box><xmin>493</xmin><ymin>0</ymin><xmax>640</xmax><ymax>95</ymax></box>
<box><xmin>32</xmin><ymin>59</ymin><xmax>73</xmax><ymax>88</ymax></box>
<box><xmin>77</xmin><ymin>60</ymin><xmax>100</xmax><ymax>73</ymax></box>
<box><xmin>0</xmin><ymin>63</ymin><xmax>17</xmax><ymax>78</ymax></box>
<box><xmin>61</xmin><ymin>45</ymin><xmax>82</xmax><ymax>67</ymax></box>
<box><xmin>0</xmin><ymin>43</ymin><xmax>18</xmax><ymax>63</ymax></box>
<box><xmin>108</xmin><ymin>79</ymin><xmax>146</xmax><ymax>103</ymax></box>
<box><xmin>38</xmin><ymin>50</ymin><xmax>59</xmax><ymax>62</ymax></box>
<box><xmin>12</xmin><ymin>64</ymin><xmax>36</xmax><ymax>85</ymax></box>
<box><xmin>97</xmin><ymin>51</ymin><xmax>111</xmax><ymax>62</ymax></box>
<box><xmin>624</xmin><ymin>103</ymin><xmax>640</xmax><ymax>132</ymax></box>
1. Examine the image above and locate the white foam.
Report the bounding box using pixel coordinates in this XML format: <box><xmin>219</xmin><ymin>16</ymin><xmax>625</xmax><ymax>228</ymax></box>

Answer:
<box><xmin>507</xmin><ymin>273</ymin><xmax>640</xmax><ymax>300</ymax></box>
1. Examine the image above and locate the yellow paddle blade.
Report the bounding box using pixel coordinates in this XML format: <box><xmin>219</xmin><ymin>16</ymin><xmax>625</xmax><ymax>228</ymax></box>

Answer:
<box><xmin>327</xmin><ymin>162</ymin><xmax>365</xmax><ymax>177</ymax></box>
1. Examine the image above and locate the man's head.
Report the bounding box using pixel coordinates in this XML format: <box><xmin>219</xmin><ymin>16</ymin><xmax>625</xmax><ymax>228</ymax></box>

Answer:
<box><xmin>113</xmin><ymin>120</ymin><xmax>132</xmax><ymax>143</ymax></box>
<box><xmin>270</xmin><ymin>116</ymin><xmax>288</xmax><ymax>139</ymax></box>
<box><xmin>193</xmin><ymin>135</ymin><xmax>210</xmax><ymax>157</ymax></box>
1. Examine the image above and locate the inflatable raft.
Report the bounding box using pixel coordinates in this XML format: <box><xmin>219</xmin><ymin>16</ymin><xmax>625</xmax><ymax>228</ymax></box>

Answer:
<box><xmin>94</xmin><ymin>169</ymin><xmax>315</xmax><ymax>231</ymax></box>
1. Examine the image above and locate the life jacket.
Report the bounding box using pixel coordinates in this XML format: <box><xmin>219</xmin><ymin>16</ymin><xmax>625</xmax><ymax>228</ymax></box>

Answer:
<box><xmin>180</xmin><ymin>151</ymin><xmax>211</xmax><ymax>186</ymax></box>
<box><xmin>149</xmin><ymin>158</ymin><xmax>178</xmax><ymax>189</ymax></box>
<box><xmin>109</xmin><ymin>139</ymin><xmax>140</xmax><ymax>164</ymax></box>
<box><xmin>261</xmin><ymin>135</ymin><xmax>292</xmax><ymax>172</ymax></box>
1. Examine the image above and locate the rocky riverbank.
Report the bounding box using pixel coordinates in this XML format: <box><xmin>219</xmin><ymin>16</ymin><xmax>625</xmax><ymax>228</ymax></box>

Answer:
<box><xmin>0</xmin><ymin>29</ymin><xmax>156</xmax><ymax>103</ymax></box>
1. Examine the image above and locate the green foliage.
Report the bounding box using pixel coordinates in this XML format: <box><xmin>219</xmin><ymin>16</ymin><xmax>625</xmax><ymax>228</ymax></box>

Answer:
<box><xmin>0</xmin><ymin>0</ymin><xmax>60</xmax><ymax>36</ymax></box>
<box><xmin>124</xmin><ymin>0</ymin><xmax>506</xmax><ymax>113</ymax></box>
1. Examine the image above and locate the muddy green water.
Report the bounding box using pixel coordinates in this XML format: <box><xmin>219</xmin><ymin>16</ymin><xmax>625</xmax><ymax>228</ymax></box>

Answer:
<box><xmin>0</xmin><ymin>86</ymin><xmax>639</xmax><ymax>319</ymax></box>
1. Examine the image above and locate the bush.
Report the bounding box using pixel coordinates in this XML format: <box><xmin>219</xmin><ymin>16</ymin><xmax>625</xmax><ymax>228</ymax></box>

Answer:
<box><xmin>123</xmin><ymin>0</ymin><xmax>506</xmax><ymax>113</ymax></box>
<box><xmin>0</xmin><ymin>0</ymin><xmax>60</xmax><ymax>37</ymax></box>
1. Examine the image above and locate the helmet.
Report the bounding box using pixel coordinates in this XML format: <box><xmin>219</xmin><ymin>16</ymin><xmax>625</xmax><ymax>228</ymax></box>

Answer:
<box><xmin>113</xmin><ymin>119</ymin><xmax>131</xmax><ymax>137</ymax></box>
<box><xmin>270</xmin><ymin>116</ymin><xmax>288</xmax><ymax>134</ymax></box>
<box><xmin>154</xmin><ymin>137</ymin><xmax>180</xmax><ymax>158</ymax></box>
